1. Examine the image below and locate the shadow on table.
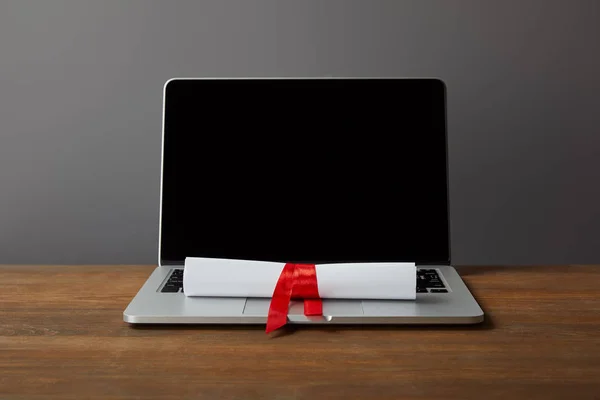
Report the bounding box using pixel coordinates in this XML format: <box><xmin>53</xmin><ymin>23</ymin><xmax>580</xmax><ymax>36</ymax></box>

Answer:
<box><xmin>271</xmin><ymin>314</ymin><xmax>495</xmax><ymax>337</ymax></box>
<box><xmin>455</xmin><ymin>265</ymin><xmax>579</xmax><ymax>276</ymax></box>
<box><xmin>128</xmin><ymin>314</ymin><xmax>494</xmax><ymax>337</ymax></box>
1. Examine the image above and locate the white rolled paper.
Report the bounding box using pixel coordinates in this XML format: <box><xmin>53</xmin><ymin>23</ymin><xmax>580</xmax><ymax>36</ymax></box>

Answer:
<box><xmin>183</xmin><ymin>257</ymin><xmax>416</xmax><ymax>300</ymax></box>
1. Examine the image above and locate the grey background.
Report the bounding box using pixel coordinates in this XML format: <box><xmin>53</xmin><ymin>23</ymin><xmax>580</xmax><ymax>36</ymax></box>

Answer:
<box><xmin>1</xmin><ymin>0</ymin><xmax>599</xmax><ymax>266</ymax></box>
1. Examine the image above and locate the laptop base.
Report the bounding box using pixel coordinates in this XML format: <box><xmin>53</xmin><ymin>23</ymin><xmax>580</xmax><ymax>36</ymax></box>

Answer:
<box><xmin>123</xmin><ymin>266</ymin><xmax>484</xmax><ymax>325</ymax></box>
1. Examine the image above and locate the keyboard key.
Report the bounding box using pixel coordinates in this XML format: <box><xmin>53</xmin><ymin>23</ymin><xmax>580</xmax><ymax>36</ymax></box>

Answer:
<box><xmin>417</xmin><ymin>287</ymin><xmax>429</xmax><ymax>293</ymax></box>
<box><xmin>430</xmin><ymin>289</ymin><xmax>448</xmax><ymax>293</ymax></box>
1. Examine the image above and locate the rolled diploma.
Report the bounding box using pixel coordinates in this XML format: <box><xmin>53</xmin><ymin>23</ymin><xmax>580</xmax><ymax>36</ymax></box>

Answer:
<box><xmin>183</xmin><ymin>257</ymin><xmax>416</xmax><ymax>300</ymax></box>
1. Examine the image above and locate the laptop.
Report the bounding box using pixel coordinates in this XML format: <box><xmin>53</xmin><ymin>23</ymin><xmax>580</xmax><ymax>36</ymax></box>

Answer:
<box><xmin>123</xmin><ymin>77</ymin><xmax>484</xmax><ymax>325</ymax></box>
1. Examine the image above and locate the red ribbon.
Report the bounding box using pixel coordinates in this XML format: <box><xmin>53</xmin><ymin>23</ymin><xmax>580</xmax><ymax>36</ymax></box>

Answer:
<box><xmin>265</xmin><ymin>263</ymin><xmax>323</xmax><ymax>333</ymax></box>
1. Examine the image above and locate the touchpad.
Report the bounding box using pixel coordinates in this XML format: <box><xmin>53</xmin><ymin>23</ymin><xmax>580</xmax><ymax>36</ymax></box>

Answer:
<box><xmin>243</xmin><ymin>299</ymin><xmax>364</xmax><ymax>316</ymax></box>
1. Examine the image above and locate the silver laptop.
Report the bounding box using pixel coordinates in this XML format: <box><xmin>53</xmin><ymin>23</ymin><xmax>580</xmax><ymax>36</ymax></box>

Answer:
<box><xmin>123</xmin><ymin>77</ymin><xmax>484</xmax><ymax>326</ymax></box>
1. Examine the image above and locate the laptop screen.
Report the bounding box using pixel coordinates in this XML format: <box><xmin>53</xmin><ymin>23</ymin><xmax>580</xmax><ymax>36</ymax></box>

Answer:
<box><xmin>160</xmin><ymin>78</ymin><xmax>450</xmax><ymax>265</ymax></box>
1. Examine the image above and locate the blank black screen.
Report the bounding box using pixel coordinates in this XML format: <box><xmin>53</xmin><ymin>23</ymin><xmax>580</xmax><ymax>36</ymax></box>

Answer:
<box><xmin>160</xmin><ymin>79</ymin><xmax>449</xmax><ymax>265</ymax></box>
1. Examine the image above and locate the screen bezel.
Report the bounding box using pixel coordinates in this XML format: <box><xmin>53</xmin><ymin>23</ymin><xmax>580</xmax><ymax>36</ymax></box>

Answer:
<box><xmin>158</xmin><ymin>77</ymin><xmax>451</xmax><ymax>267</ymax></box>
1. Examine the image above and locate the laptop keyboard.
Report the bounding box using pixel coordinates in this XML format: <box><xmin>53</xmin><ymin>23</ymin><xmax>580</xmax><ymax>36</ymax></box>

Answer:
<box><xmin>417</xmin><ymin>269</ymin><xmax>448</xmax><ymax>293</ymax></box>
<box><xmin>160</xmin><ymin>268</ymin><xmax>447</xmax><ymax>293</ymax></box>
<box><xmin>161</xmin><ymin>268</ymin><xmax>183</xmax><ymax>292</ymax></box>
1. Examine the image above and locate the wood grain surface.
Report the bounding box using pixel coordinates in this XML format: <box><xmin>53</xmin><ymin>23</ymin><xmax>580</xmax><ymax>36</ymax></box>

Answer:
<box><xmin>1</xmin><ymin>265</ymin><xmax>599</xmax><ymax>399</ymax></box>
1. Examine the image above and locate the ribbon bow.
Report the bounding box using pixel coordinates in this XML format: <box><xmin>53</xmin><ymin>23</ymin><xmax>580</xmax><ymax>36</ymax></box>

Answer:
<box><xmin>265</xmin><ymin>263</ymin><xmax>323</xmax><ymax>333</ymax></box>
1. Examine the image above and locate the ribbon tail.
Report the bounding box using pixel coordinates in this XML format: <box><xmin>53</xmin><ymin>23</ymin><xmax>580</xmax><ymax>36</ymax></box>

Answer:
<box><xmin>266</xmin><ymin>263</ymin><xmax>295</xmax><ymax>334</ymax></box>
<box><xmin>304</xmin><ymin>299</ymin><xmax>323</xmax><ymax>316</ymax></box>
<box><xmin>294</xmin><ymin>263</ymin><xmax>323</xmax><ymax>317</ymax></box>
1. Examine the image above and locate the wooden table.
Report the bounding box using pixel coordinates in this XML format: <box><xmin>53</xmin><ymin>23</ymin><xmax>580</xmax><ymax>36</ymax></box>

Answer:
<box><xmin>1</xmin><ymin>265</ymin><xmax>599</xmax><ymax>399</ymax></box>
